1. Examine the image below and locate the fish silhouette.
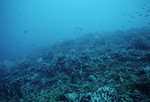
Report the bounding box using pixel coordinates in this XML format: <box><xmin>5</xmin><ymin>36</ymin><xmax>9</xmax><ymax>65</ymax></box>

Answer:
<box><xmin>145</xmin><ymin>15</ymin><xmax>149</xmax><ymax>17</ymax></box>
<box><xmin>23</xmin><ymin>30</ymin><xmax>28</xmax><ymax>33</ymax></box>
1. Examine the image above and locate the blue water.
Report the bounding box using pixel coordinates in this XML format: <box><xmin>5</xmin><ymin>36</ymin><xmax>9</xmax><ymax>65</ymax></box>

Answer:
<box><xmin>0</xmin><ymin>0</ymin><xmax>150</xmax><ymax>60</ymax></box>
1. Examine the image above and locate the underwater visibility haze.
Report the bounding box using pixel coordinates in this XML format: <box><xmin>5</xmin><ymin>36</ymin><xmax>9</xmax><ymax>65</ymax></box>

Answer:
<box><xmin>1</xmin><ymin>0</ymin><xmax>150</xmax><ymax>59</ymax></box>
<box><xmin>0</xmin><ymin>0</ymin><xmax>150</xmax><ymax>101</ymax></box>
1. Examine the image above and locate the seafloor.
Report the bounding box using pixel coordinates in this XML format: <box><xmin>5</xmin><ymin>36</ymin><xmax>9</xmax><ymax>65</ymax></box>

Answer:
<box><xmin>0</xmin><ymin>28</ymin><xmax>150</xmax><ymax>102</ymax></box>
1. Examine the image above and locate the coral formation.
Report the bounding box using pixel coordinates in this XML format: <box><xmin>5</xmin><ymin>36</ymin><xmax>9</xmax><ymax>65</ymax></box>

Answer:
<box><xmin>0</xmin><ymin>28</ymin><xmax>150</xmax><ymax>101</ymax></box>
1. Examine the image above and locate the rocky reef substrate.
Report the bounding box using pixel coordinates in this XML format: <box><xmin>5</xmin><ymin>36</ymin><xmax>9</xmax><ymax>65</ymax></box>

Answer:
<box><xmin>0</xmin><ymin>28</ymin><xmax>150</xmax><ymax>102</ymax></box>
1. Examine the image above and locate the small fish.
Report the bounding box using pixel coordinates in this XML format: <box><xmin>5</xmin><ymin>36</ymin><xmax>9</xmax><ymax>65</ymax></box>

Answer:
<box><xmin>23</xmin><ymin>30</ymin><xmax>28</xmax><ymax>33</ymax></box>
<box><xmin>32</xmin><ymin>43</ymin><xmax>36</xmax><ymax>47</ymax></box>
<box><xmin>139</xmin><ymin>14</ymin><xmax>142</xmax><ymax>16</ymax></box>
<box><xmin>44</xmin><ymin>31</ymin><xmax>47</xmax><ymax>34</ymax></box>
<box><xmin>76</xmin><ymin>27</ymin><xmax>80</xmax><ymax>29</ymax></box>
<box><xmin>146</xmin><ymin>10</ymin><xmax>150</xmax><ymax>12</ymax></box>
<box><xmin>79</xmin><ymin>28</ymin><xmax>82</xmax><ymax>31</ymax></box>
<box><xmin>148</xmin><ymin>23</ymin><xmax>150</xmax><ymax>25</ymax></box>
<box><xmin>131</xmin><ymin>16</ymin><xmax>134</xmax><ymax>19</ymax></box>
<box><xmin>145</xmin><ymin>15</ymin><xmax>149</xmax><ymax>17</ymax></box>
<box><xmin>18</xmin><ymin>14</ymin><xmax>22</xmax><ymax>17</ymax></box>
<box><xmin>76</xmin><ymin>27</ymin><xmax>82</xmax><ymax>30</ymax></box>
<box><xmin>121</xmin><ymin>25</ymin><xmax>124</xmax><ymax>28</ymax></box>
<box><xmin>136</xmin><ymin>11</ymin><xmax>139</xmax><ymax>14</ymax></box>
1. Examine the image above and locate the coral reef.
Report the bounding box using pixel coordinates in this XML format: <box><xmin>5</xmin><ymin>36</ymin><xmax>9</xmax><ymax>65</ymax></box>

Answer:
<box><xmin>0</xmin><ymin>28</ymin><xmax>150</xmax><ymax>101</ymax></box>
